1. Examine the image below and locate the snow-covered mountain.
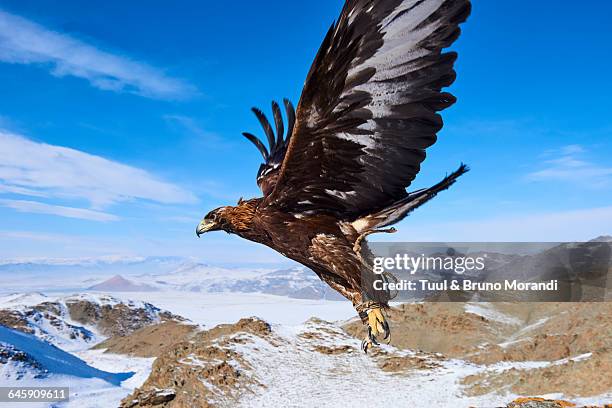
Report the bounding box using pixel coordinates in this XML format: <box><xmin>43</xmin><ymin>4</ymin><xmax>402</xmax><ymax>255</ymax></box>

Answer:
<box><xmin>89</xmin><ymin>275</ymin><xmax>157</xmax><ymax>292</ymax></box>
<box><xmin>0</xmin><ymin>293</ymin><xmax>177</xmax><ymax>407</ymax></box>
<box><xmin>0</xmin><ymin>256</ymin><xmax>339</xmax><ymax>300</ymax></box>
<box><xmin>108</xmin><ymin>265</ymin><xmax>345</xmax><ymax>300</ymax></box>
<box><xmin>0</xmin><ymin>293</ymin><xmax>181</xmax><ymax>352</ymax></box>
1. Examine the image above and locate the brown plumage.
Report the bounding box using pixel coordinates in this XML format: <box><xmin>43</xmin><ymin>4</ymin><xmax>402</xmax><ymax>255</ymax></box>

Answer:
<box><xmin>197</xmin><ymin>0</ymin><xmax>471</xmax><ymax>350</ymax></box>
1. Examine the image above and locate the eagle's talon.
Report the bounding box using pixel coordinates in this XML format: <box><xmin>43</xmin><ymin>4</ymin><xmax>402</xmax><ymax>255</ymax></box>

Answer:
<box><xmin>367</xmin><ymin>327</ymin><xmax>379</xmax><ymax>346</ymax></box>
<box><xmin>360</xmin><ymin>305</ymin><xmax>390</xmax><ymax>352</ymax></box>
<box><xmin>381</xmin><ymin>320</ymin><xmax>390</xmax><ymax>341</ymax></box>
<box><xmin>361</xmin><ymin>338</ymin><xmax>373</xmax><ymax>353</ymax></box>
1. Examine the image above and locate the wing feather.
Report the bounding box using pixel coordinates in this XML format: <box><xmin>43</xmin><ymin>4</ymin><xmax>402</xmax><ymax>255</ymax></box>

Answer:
<box><xmin>272</xmin><ymin>101</ymin><xmax>284</xmax><ymax>148</ymax></box>
<box><xmin>265</xmin><ymin>0</ymin><xmax>470</xmax><ymax>217</ymax></box>
<box><xmin>252</xmin><ymin>108</ymin><xmax>276</xmax><ymax>151</ymax></box>
<box><xmin>241</xmin><ymin>132</ymin><xmax>269</xmax><ymax>160</ymax></box>
<box><xmin>283</xmin><ymin>99</ymin><xmax>296</xmax><ymax>140</ymax></box>
<box><xmin>242</xmin><ymin>100</ymin><xmax>297</xmax><ymax>196</ymax></box>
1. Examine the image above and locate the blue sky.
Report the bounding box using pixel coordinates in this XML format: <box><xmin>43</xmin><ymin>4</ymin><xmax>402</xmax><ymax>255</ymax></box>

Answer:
<box><xmin>0</xmin><ymin>1</ymin><xmax>611</xmax><ymax>264</ymax></box>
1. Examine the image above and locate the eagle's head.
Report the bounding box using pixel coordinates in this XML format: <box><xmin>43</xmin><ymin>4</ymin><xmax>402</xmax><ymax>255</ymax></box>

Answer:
<box><xmin>196</xmin><ymin>198</ymin><xmax>258</xmax><ymax>237</ymax></box>
<box><xmin>196</xmin><ymin>207</ymin><xmax>230</xmax><ymax>236</ymax></box>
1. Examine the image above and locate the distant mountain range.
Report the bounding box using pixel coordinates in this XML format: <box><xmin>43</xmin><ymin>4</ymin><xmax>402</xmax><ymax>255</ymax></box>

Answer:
<box><xmin>2</xmin><ymin>237</ymin><xmax>610</xmax><ymax>300</ymax></box>
<box><xmin>0</xmin><ymin>256</ymin><xmax>199</xmax><ymax>293</ymax></box>
<box><xmin>88</xmin><ymin>266</ymin><xmax>345</xmax><ymax>300</ymax></box>
<box><xmin>0</xmin><ymin>253</ymin><xmax>344</xmax><ymax>300</ymax></box>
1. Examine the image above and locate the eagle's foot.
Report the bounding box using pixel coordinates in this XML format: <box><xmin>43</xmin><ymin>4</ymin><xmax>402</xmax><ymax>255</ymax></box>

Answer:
<box><xmin>357</xmin><ymin>302</ymin><xmax>390</xmax><ymax>353</ymax></box>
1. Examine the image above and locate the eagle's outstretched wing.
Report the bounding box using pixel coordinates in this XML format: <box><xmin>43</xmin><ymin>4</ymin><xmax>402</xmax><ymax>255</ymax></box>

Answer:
<box><xmin>264</xmin><ymin>0</ymin><xmax>470</xmax><ymax>218</ymax></box>
<box><xmin>242</xmin><ymin>99</ymin><xmax>296</xmax><ymax>196</ymax></box>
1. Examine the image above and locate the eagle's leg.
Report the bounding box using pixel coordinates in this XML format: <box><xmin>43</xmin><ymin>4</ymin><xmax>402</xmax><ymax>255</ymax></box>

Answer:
<box><xmin>352</xmin><ymin>227</ymin><xmax>397</xmax><ymax>258</ymax></box>
<box><xmin>356</xmin><ymin>301</ymin><xmax>390</xmax><ymax>353</ymax></box>
<box><xmin>351</xmin><ymin>228</ymin><xmax>395</xmax><ymax>352</ymax></box>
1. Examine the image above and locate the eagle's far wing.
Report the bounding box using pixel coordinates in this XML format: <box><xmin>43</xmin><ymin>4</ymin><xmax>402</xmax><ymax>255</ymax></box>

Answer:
<box><xmin>242</xmin><ymin>99</ymin><xmax>296</xmax><ymax>196</ymax></box>
<box><xmin>264</xmin><ymin>0</ymin><xmax>470</xmax><ymax>218</ymax></box>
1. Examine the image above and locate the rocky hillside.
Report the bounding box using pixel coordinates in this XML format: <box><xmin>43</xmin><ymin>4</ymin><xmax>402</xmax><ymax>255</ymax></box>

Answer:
<box><xmin>0</xmin><ymin>341</ymin><xmax>44</xmax><ymax>380</ymax></box>
<box><xmin>0</xmin><ymin>298</ymin><xmax>96</xmax><ymax>351</ymax></box>
<box><xmin>344</xmin><ymin>302</ymin><xmax>612</xmax><ymax>398</ymax></box>
<box><xmin>0</xmin><ymin>293</ymin><xmax>183</xmax><ymax>352</ymax></box>
<box><xmin>0</xmin><ymin>295</ymin><xmax>183</xmax><ymax>380</ymax></box>
<box><xmin>93</xmin><ymin>320</ymin><xmax>197</xmax><ymax>357</ymax></box>
<box><xmin>0</xmin><ymin>324</ymin><xmax>133</xmax><ymax>385</ymax></box>
<box><xmin>0</xmin><ymin>292</ymin><xmax>186</xmax><ymax>405</ymax></box>
<box><xmin>63</xmin><ymin>294</ymin><xmax>182</xmax><ymax>337</ymax></box>
<box><xmin>1</xmin><ymin>292</ymin><xmax>609</xmax><ymax>407</ymax></box>
<box><xmin>120</xmin><ymin>317</ymin><xmax>448</xmax><ymax>408</ymax></box>
<box><xmin>115</xmin><ymin>303</ymin><xmax>610</xmax><ymax>408</ymax></box>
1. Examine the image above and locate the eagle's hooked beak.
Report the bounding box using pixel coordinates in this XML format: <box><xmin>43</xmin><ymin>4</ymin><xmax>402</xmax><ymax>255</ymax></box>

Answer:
<box><xmin>196</xmin><ymin>218</ymin><xmax>216</xmax><ymax>237</ymax></box>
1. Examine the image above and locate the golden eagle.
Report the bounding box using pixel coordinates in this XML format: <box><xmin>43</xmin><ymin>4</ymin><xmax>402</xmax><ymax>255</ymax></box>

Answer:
<box><xmin>197</xmin><ymin>0</ymin><xmax>470</xmax><ymax>352</ymax></box>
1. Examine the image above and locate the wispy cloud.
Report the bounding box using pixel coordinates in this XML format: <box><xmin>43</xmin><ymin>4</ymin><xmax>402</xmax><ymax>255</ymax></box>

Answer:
<box><xmin>0</xmin><ymin>130</ymin><xmax>197</xmax><ymax>215</ymax></box>
<box><xmin>0</xmin><ymin>9</ymin><xmax>195</xmax><ymax>99</ymax></box>
<box><xmin>526</xmin><ymin>144</ymin><xmax>612</xmax><ymax>187</ymax></box>
<box><xmin>0</xmin><ymin>199</ymin><xmax>118</xmax><ymax>221</ymax></box>
<box><xmin>0</xmin><ymin>230</ymin><xmax>78</xmax><ymax>243</ymax></box>
<box><xmin>0</xmin><ymin>184</ymin><xmax>48</xmax><ymax>197</ymax></box>
<box><xmin>163</xmin><ymin>114</ymin><xmax>228</xmax><ymax>147</ymax></box>
<box><xmin>556</xmin><ymin>144</ymin><xmax>585</xmax><ymax>155</ymax></box>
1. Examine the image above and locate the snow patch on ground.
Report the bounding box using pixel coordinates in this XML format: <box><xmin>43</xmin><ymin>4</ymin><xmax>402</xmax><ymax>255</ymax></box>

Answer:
<box><xmin>108</xmin><ymin>291</ymin><xmax>356</xmax><ymax>327</ymax></box>
<box><xmin>515</xmin><ymin>316</ymin><xmax>551</xmax><ymax>335</ymax></box>
<box><xmin>226</xmin><ymin>319</ymin><xmax>610</xmax><ymax>408</ymax></box>
<box><xmin>465</xmin><ymin>303</ymin><xmax>522</xmax><ymax>326</ymax></box>
<box><xmin>227</xmin><ymin>320</ymin><xmax>509</xmax><ymax>407</ymax></box>
<box><xmin>0</xmin><ymin>292</ymin><xmax>55</xmax><ymax>309</ymax></box>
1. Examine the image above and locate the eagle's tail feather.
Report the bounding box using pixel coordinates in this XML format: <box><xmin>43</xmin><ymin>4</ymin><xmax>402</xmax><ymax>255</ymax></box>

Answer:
<box><xmin>354</xmin><ymin>164</ymin><xmax>469</xmax><ymax>232</ymax></box>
